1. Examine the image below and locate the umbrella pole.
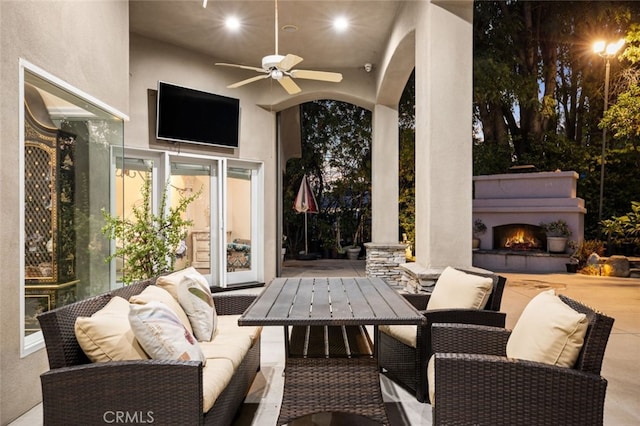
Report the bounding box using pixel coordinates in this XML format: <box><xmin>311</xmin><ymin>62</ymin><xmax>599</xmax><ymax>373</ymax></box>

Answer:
<box><xmin>304</xmin><ymin>212</ymin><xmax>309</xmax><ymax>254</ymax></box>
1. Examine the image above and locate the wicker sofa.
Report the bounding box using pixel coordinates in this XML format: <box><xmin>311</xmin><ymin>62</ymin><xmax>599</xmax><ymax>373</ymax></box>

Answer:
<box><xmin>37</xmin><ymin>276</ymin><xmax>261</xmax><ymax>426</ymax></box>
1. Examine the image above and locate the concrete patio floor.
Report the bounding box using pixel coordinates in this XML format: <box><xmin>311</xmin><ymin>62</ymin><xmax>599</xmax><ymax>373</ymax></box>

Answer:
<box><xmin>11</xmin><ymin>259</ymin><xmax>640</xmax><ymax>425</ymax></box>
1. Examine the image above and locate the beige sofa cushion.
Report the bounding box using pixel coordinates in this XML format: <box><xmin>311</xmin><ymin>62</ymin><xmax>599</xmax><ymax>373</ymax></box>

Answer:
<box><xmin>129</xmin><ymin>301</ymin><xmax>205</xmax><ymax>363</ymax></box>
<box><xmin>74</xmin><ymin>296</ymin><xmax>148</xmax><ymax>362</ymax></box>
<box><xmin>506</xmin><ymin>289</ymin><xmax>588</xmax><ymax>367</ymax></box>
<box><xmin>202</xmin><ymin>358</ymin><xmax>235</xmax><ymax>413</ymax></box>
<box><xmin>129</xmin><ymin>285</ymin><xmax>193</xmax><ymax>334</ymax></box>
<box><xmin>200</xmin><ymin>335</ymin><xmax>252</xmax><ymax>368</ymax></box>
<box><xmin>215</xmin><ymin>315</ymin><xmax>262</xmax><ymax>344</ymax></box>
<box><xmin>426</xmin><ymin>266</ymin><xmax>493</xmax><ymax>311</ymax></box>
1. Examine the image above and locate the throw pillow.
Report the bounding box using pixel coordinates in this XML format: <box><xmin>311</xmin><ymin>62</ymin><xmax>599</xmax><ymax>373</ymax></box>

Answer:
<box><xmin>75</xmin><ymin>296</ymin><xmax>148</xmax><ymax>362</ymax></box>
<box><xmin>129</xmin><ymin>301</ymin><xmax>205</xmax><ymax>363</ymax></box>
<box><xmin>156</xmin><ymin>267</ymin><xmax>209</xmax><ymax>300</ymax></box>
<box><xmin>506</xmin><ymin>289</ymin><xmax>588</xmax><ymax>367</ymax></box>
<box><xmin>129</xmin><ymin>285</ymin><xmax>194</xmax><ymax>334</ymax></box>
<box><xmin>426</xmin><ymin>266</ymin><xmax>494</xmax><ymax>311</ymax></box>
<box><xmin>177</xmin><ymin>274</ymin><xmax>216</xmax><ymax>341</ymax></box>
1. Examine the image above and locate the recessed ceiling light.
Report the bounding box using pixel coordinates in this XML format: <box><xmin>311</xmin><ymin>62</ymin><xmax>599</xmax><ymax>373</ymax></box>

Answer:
<box><xmin>225</xmin><ymin>16</ymin><xmax>241</xmax><ymax>31</ymax></box>
<box><xmin>333</xmin><ymin>16</ymin><xmax>348</xmax><ymax>32</ymax></box>
<box><xmin>282</xmin><ymin>24</ymin><xmax>298</xmax><ymax>33</ymax></box>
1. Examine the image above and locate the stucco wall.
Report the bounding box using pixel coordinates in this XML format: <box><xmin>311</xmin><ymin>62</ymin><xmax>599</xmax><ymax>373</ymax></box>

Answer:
<box><xmin>0</xmin><ymin>1</ymin><xmax>129</xmax><ymax>423</ymax></box>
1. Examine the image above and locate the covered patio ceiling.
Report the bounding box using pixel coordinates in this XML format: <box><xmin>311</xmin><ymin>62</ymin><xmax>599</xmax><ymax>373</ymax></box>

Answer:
<box><xmin>130</xmin><ymin>1</ymin><xmax>403</xmax><ymax>74</ymax></box>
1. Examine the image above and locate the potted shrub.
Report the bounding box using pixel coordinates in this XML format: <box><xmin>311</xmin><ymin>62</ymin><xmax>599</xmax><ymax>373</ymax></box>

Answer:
<box><xmin>472</xmin><ymin>219</ymin><xmax>487</xmax><ymax>250</ymax></box>
<box><xmin>101</xmin><ymin>175</ymin><xmax>201</xmax><ymax>284</ymax></box>
<box><xmin>540</xmin><ymin>220</ymin><xmax>572</xmax><ymax>253</ymax></box>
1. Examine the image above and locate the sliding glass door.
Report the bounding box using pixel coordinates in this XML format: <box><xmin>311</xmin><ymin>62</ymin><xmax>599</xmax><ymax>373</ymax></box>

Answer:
<box><xmin>109</xmin><ymin>149</ymin><xmax>261</xmax><ymax>288</ymax></box>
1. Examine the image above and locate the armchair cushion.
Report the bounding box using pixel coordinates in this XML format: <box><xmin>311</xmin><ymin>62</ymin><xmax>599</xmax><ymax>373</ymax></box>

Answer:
<box><xmin>506</xmin><ymin>289</ymin><xmax>588</xmax><ymax>368</ymax></box>
<box><xmin>129</xmin><ymin>301</ymin><xmax>205</xmax><ymax>363</ymax></box>
<box><xmin>379</xmin><ymin>324</ymin><xmax>417</xmax><ymax>348</ymax></box>
<box><xmin>426</xmin><ymin>266</ymin><xmax>493</xmax><ymax>311</ymax></box>
<box><xmin>74</xmin><ymin>296</ymin><xmax>148</xmax><ymax>362</ymax></box>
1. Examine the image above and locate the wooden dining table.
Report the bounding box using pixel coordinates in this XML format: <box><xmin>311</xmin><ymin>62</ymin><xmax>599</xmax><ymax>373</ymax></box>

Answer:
<box><xmin>239</xmin><ymin>276</ymin><xmax>426</xmax><ymax>425</ymax></box>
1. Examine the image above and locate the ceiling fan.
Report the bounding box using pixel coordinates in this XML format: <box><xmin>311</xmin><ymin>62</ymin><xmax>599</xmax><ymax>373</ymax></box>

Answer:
<box><xmin>215</xmin><ymin>0</ymin><xmax>343</xmax><ymax>95</ymax></box>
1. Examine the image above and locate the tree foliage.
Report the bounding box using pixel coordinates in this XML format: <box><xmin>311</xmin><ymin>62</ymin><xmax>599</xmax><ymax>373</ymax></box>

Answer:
<box><xmin>283</xmin><ymin>100</ymin><xmax>371</xmax><ymax>256</ymax></box>
<box><xmin>101</xmin><ymin>175</ymin><xmax>200</xmax><ymax>284</ymax></box>
<box><xmin>473</xmin><ymin>0</ymin><xmax>640</xmax><ymax>238</ymax></box>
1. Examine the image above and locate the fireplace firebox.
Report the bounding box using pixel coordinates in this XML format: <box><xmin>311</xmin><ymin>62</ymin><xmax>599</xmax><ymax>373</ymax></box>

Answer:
<box><xmin>493</xmin><ymin>224</ymin><xmax>546</xmax><ymax>251</ymax></box>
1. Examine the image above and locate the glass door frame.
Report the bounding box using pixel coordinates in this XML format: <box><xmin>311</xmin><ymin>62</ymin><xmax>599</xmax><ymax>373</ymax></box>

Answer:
<box><xmin>223</xmin><ymin>159</ymin><xmax>264</xmax><ymax>287</ymax></box>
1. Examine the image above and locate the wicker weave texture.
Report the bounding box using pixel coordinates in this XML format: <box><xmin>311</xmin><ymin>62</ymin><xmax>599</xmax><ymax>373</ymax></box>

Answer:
<box><xmin>277</xmin><ymin>357</ymin><xmax>389</xmax><ymax>426</ymax></box>
<box><xmin>37</xmin><ymin>279</ymin><xmax>261</xmax><ymax>426</ymax></box>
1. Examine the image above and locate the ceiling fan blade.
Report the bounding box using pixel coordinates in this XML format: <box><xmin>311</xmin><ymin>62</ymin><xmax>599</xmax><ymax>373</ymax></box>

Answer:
<box><xmin>278</xmin><ymin>54</ymin><xmax>303</xmax><ymax>71</ymax></box>
<box><xmin>228</xmin><ymin>74</ymin><xmax>269</xmax><ymax>89</ymax></box>
<box><xmin>278</xmin><ymin>76</ymin><xmax>302</xmax><ymax>95</ymax></box>
<box><xmin>215</xmin><ymin>62</ymin><xmax>266</xmax><ymax>73</ymax></box>
<box><xmin>290</xmin><ymin>69</ymin><xmax>343</xmax><ymax>83</ymax></box>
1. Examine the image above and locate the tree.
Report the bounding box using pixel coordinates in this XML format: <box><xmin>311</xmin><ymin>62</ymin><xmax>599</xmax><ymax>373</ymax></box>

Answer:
<box><xmin>102</xmin><ymin>175</ymin><xmax>200</xmax><ymax>284</ymax></box>
<box><xmin>283</xmin><ymin>100</ymin><xmax>371</xmax><ymax>256</ymax></box>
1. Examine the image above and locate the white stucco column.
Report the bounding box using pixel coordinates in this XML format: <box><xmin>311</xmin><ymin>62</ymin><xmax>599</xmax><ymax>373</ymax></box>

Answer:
<box><xmin>414</xmin><ymin>1</ymin><xmax>473</xmax><ymax>268</ymax></box>
<box><xmin>371</xmin><ymin>104</ymin><xmax>399</xmax><ymax>243</ymax></box>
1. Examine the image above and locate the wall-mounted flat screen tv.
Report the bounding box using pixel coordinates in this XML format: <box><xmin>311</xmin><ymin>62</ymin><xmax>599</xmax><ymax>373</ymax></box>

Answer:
<box><xmin>156</xmin><ymin>81</ymin><xmax>240</xmax><ymax>148</ymax></box>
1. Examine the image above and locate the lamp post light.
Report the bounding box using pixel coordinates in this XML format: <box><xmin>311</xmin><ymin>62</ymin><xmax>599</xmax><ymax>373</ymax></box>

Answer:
<box><xmin>593</xmin><ymin>38</ymin><xmax>625</xmax><ymax>228</ymax></box>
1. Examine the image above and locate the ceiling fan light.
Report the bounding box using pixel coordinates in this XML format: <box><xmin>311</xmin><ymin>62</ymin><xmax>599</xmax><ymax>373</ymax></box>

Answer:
<box><xmin>271</xmin><ymin>69</ymin><xmax>284</xmax><ymax>80</ymax></box>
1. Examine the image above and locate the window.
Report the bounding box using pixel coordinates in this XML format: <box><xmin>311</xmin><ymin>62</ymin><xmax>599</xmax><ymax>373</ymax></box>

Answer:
<box><xmin>21</xmin><ymin>60</ymin><xmax>125</xmax><ymax>355</ymax></box>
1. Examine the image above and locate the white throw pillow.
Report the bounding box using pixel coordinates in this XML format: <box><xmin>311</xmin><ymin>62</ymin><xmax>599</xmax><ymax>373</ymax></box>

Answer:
<box><xmin>129</xmin><ymin>285</ymin><xmax>194</xmax><ymax>334</ymax></box>
<box><xmin>129</xmin><ymin>301</ymin><xmax>205</xmax><ymax>363</ymax></box>
<box><xmin>74</xmin><ymin>296</ymin><xmax>148</xmax><ymax>362</ymax></box>
<box><xmin>426</xmin><ymin>267</ymin><xmax>494</xmax><ymax>311</ymax></box>
<box><xmin>177</xmin><ymin>274</ymin><xmax>216</xmax><ymax>341</ymax></box>
<box><xmin>156</xmin><ymin>267</ymin><xmax>209</xmax><ymax>299</ymax></box>
<box><xmin>506</xmin><ymin>289</ymin><xmax>588</xmax><ymax>367</ymax></box>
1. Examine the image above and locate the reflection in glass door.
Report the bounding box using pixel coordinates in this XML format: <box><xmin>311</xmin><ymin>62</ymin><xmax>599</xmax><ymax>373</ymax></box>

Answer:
<box><xmin>170</xmin><ymin>160</ymin><xmax>219</xmax><ymax>286</ymax></box>
<box><xmin>226</xmin><ymin>164</ymin><xmax>260</xmax><ymax>285</ymax></box>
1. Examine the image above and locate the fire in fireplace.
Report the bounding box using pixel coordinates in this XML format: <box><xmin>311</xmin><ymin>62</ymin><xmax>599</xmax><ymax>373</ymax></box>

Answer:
<box><xmin>493</xmin><ymin>224</ymin><xmax>546</xmax><ymax>251</ymax></box>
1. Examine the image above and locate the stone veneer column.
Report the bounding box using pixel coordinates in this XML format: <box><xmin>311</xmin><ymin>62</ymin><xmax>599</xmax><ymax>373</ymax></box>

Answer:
<box><xmin>365</xmin><ymin>243</ymin><xmax>407</xmax><ymax>288</ymax></box>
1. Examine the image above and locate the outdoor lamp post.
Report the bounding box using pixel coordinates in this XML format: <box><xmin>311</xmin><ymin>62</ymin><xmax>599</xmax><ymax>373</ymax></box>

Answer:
<box><xmin>593</xmin><ymin>38</ymin><xmax>625</xmax><ymax>227</ymax></box>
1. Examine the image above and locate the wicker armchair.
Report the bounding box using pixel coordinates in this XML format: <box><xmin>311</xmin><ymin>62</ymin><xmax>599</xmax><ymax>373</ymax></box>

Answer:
<box><xmin>376</xmin><ymin>269</ymin><xmax>506</xmax><ymax>402</ymax></box>
<box><xmin>430</xmin><ymin>294</ymin><xmax>615</xmax><ymax>426</ymax></box>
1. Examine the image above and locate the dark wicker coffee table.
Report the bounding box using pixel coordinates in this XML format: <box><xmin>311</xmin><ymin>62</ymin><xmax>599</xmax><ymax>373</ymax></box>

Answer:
<box><xmin>239</xmin><ymin>277</ymin><xmax>426</xmax><ymax>425</ymax></box>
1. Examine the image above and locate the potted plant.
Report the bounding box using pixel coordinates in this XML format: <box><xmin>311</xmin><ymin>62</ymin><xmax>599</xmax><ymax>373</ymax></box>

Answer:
<box><xmin>472</xmin><ymin>219</ymin><xmax>487</xmax><ymax>250</ymax></box>
<box><xmin>101</xmin><ymin>175</ymin><xmax>201</xmax><ymax>284</ymax></box>
<box><xmin>540</xmin><ymin>220</ymin><xmax>571</xmax><ymax>253</ymax></box>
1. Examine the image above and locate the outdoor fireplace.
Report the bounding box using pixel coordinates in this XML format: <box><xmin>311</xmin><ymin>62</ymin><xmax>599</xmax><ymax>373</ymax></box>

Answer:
<box><xmin>472</xmin><ymin>171</ymin><xmax>586</xmax><ymax>272</ymax></box>
<box><xmin>493</xmin><ymin>224</ymin><xmax>546</xmax><ymax>251</ymax></box>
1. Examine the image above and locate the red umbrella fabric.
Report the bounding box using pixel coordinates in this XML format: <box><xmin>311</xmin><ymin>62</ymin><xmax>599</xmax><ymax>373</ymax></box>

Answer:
<box><xmin>293</xmin><ymin>174</ymin><xmax>318</xmax><ymax>214</ymax></box>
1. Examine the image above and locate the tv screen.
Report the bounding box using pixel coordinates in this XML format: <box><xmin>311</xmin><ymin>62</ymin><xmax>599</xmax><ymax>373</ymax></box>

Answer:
<box><xmin>156</xmin><ymin>81</ymin><xmax>240</xmax><ymax>148</ymax></box>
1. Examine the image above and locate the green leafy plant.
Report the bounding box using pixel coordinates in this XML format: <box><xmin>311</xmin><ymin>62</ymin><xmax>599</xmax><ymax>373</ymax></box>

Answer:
<box><xmin>473</xmin><ymin>219</ymin><xmax>487</xmax><ymax>237</ymax></box>
<box><xmin>540</xmin><ymin>220</ymin><xmax>572</xmax><ymax>238</ymax></box>
<box><xmin>101</xmin><ymin>175</ymin><xmax>201</xmax><ymax>284</ymax></box>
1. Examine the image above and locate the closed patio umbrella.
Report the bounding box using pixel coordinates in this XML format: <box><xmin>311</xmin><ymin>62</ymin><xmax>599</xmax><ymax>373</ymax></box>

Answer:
<box><xmin>293</xmin><ymin>174</ymin><xmax>319</xmax><ymax>255</ymax></box>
